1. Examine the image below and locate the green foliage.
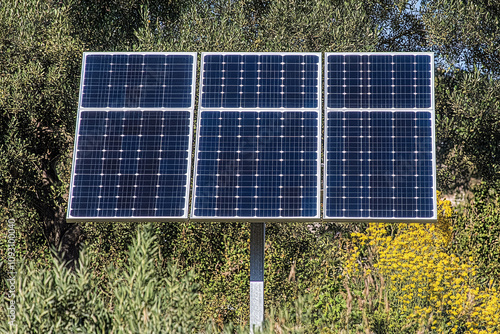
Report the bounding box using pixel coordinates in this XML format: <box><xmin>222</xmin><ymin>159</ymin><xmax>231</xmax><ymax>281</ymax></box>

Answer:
<box><xmin>422</xmin><ymin>0</ymin><xmax>500</xmax><ymax>75</ymax></box>
<box><xmin>0</xmin><ymin>224</ymin><xmax>203</xmax><ymax>334</ymax></box>
<box><xmin>65</xmin><ymin>0</ymin><xmax>190</xmax><ymax>51</ymax></box>
<box><xmin>134</xmin><ymin>0</ymin><xmax>381</xmax><ymax>52</ymax></box>
<box><xmin>450</xmin><ymin>181</ymin><xmax>500</xmax><ymax>286</ymax></box>
<box><xmin>108</xmin><ymin>224</ymin><xmax>201</xmax><ymax>333</ymax></box>
<box><xmin>80</xmin><ymin>222</ymin><xmax>140</xmax><ymax>281</ymax></box>
<box><xmin>265</xmin><ymin>223</ymin><xmax>328</xmax><ymax>309</ymax></box>
<box><xmin>0</xmin><ymin>213</ymin><xmax>52</xmax><ymax>299</ymax></box>
<box><xmin>0</xmin><ymin>0</ymin><xmax>81</xmax><ymax>200</ymax></box>
<box><xmin>0</xmin><ymin>0</ymin><xmax>84</xmax><ymax>263</ymax></box>
<box><xmin>155</xmin><ymin>222</ymin><xmax>343</xmax><ymax>329</ymax></box>
<box><xmin>161</xmin><ymin>222</ymin><xmax>250</xmax><ymax>326</ymax></box>
<box><xmin>331</xmin><ymin>198</ymin><xmax>500</xmax><ymax>333</ymax></box>
<box><xmin>2</xmin><ymin>213</ymin><xmax>499</xmax><ymax>333</ymax></box>
<box><xmin>307</xmin><ymin>236</ymin><xmax>348</xmax><ymax>331</ymax></box>
<box><xmin>5</xmin><ymin>250</ymin><xmax>110</xmax><ymax>333</ymax></box>
<box><xmin>435</xmin><ymin>68</ymin><xmax>500</xmax><ymax>191</ymax></box>
<box><xmin>424</xmin><ymin>0</ymin><xmax>500</xmax><ymax>191</ymax></box>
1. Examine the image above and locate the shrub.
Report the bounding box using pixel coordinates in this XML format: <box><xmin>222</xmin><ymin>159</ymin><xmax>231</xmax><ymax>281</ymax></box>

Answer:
<box><xmin>0</xmin><ymin>224</ymin><xmax>202</xmax><ymax>334</ymax></box>
<box><xmin>343</xmin><ymin>193</ymin><xmax>500</xmax><ymax>333</ymax></box>
<box><xmin>450</xmin><ymin>182</ymin><xmax>500</xmax><ymax>286</ymax></box>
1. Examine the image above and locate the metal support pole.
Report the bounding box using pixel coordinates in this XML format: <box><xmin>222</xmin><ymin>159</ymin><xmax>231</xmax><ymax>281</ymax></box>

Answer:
<box><xmin>250</xmin><ymin>222</ymin><xmax>265</xmax><ymax>333</ymax></box>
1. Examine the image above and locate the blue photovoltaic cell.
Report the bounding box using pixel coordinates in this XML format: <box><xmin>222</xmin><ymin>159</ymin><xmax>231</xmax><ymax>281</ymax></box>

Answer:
<box><xmin>69</xmin><ymin>110</ymin><xmax>190</xmax><ymax>218</ymax></box>
<box><xmin>193</xmin><ymin>111</ymin><xmax>319</xmax><ymax>218</ymax></box>
<box><xmin>81</xmin><ymin>54</ymin><xmax>194</xmax><ymax>108</ymax></box>
<box><xmin>68</xmin><ymin>53</ymin><xmax>195</xmax><ymax>221</ymax></box>
<box><xmin>202</xmin><ymin>54</ymin><xmax>319</xmax><ymax>109</ymax></box>
<box><xmin>325</xmin><ymin>111</ymin><xmax>434</xmax><ymax>219</ymax></box>
<box><xmin>193</xmin><ymin>53</ymin><xmax>321</xmax><ymax>220</ymax></box>
<box><xmin>327</xmin><ymin>54</ymin><xmax>432</xmax><ymax>109</ymax></box>
<box><xmin>325</xmin><ymin>53</ymin><xmax>436</xmax><ymax>221</ymax></box>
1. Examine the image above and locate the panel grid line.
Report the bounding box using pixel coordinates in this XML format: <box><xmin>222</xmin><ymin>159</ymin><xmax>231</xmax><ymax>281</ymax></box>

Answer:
<box><xmin>153</xmin><ymin>112</ymin><xmax>165</xmax><ymax>213</ymax></box>
<box><xmin>95</xmin><ymin>114</ymin><xmax>108</xmax><ymax>213</ymax></box>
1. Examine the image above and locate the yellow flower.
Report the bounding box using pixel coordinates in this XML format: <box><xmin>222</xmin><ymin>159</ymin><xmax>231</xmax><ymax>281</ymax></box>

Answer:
<box><xmin>341</xmin><ymin>191</ymin><xmax>500</xmax><ymax>332</ymax></box>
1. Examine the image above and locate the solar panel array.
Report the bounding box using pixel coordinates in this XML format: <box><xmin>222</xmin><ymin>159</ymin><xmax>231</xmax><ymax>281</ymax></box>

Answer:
<box><xmin>324</xmin><ymin>53</ymin><xmax>436</xmax><ymax>221</ymax></box>
<box><xmin>67</xmin><ymin>52</ymin><xmax>196</xmax><ymax>221</ymax></box>
<box><xmin>191</xmin><ymin>53</ymin><xmax>322</xmax><ymax>220</ymax></box>
<box><xmin>67</xmin><ymin>52</ymin><xmax>437</xmax><ymax>223</ymax></box>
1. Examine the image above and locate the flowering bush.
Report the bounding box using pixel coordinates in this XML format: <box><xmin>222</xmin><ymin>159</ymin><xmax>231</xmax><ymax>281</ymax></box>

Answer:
<box><xmin>344</xmin><ymin>193</ymin><xmax>500</xmax><ymax>333</ymax></box>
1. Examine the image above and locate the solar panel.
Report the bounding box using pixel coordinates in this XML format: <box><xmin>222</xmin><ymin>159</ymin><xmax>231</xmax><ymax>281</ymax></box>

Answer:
<box><xmin>67</xmin><ymin>52</ymin><xmax>196</xmax><ymax>222</ymax></box>
<box><xmin>324</xmin><ymin>53</ymin><xmax>437</xmax><ymax>222</ymax></box>
<box><xmin>201</xmin><ymin>54</ymin><xmax>319</xmax><ymax>109</ymax></box>
<box><xmin>81</xmin><ymin>53</ymin><xmax>194</xmax><ymax>108</ymax></box>
<box><xmin>326</xmin><ymin>54</ymin><xmax>432</xmax><ymax>109</ymax></box>
<box><xmin>192</xmin><ymin>53</ymin><xmax>321</xmax><ymax>221</ymax></box>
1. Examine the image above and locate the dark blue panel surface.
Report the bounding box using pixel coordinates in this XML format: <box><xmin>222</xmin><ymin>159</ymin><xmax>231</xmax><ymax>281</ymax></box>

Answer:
<box><xmin>202</xmin><ymin>54</ymin><xmax>320</xmax><ymax>109</ymax></box>
<box><xmin>325</xmin><ymin>111</ymin><xmax>434</xmax><ymax>219</ymax></box>
<box><xmin>327</xmin><ymin>54</ymin><xmax>432</xmax><ymax>109</ymax></box>
<box><xmin>193</xmin><ymin>111</ymin><xmax>319</xmax><ymax>218</ymax></box>
<box><xmin>69</xmin><ymin>110</ymin><xmax>190</xmax><ymax>218</ymax></box>
<box><xmin>82</xmin><ymin>54</ymin><xmax>194</xmax><ymax>108</ymax></box>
